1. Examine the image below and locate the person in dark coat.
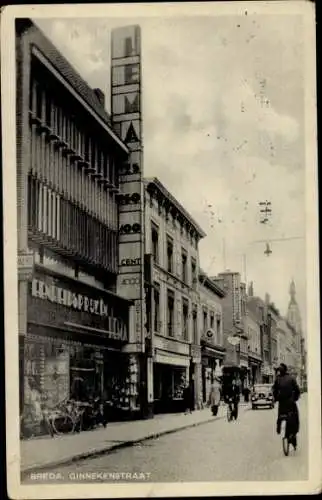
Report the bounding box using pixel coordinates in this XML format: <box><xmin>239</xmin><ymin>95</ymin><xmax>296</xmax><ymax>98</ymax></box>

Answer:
<box><xmin>272</xmin><ymin>363</ymin><xmax>300</xmax><ymax>449</ymax></box>
<box><xmin>183</xmin><ymin>383</ymin><xmax>193</xmax><ymax>414</ymax></box>
<box><xmin>224</xmin><ymin>378</ymin><xmax>240</xmax><ymax>420</ymax></box>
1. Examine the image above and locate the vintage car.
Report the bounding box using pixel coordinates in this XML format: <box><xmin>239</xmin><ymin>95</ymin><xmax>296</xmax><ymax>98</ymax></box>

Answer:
<box><xmin>251</xmin><ymin>384</ymin><xmax>275</xmax><ymax>409</ymax></box>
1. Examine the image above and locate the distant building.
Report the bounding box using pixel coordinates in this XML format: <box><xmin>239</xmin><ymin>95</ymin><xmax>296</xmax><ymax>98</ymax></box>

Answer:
<box><xmin>267</xmin><ymin>300</ymin><xmax>280</xmax><ymax>371</ymax></box>
<box><xmin>247</xmin><ymin>294</ymin><xmax>274</xmax><ymax>384</ymax></box>
<box><xmin>213</xmin><ymin>271</ymin><xmax>249</xmax><ymax>388</ymax></box>
<box><xmin>144</xmin><ymin>177</ymin><xmax>206</xmax><ymax>413</ymax></box>
<box><xmin>276</xmin><ymin>316</ymin><xmax>289</xmax><ymax>366</ymax></box>
<box><xmin>286</xmin><ymin>280</ymin><xmax>303</xmax><ymax>384</ymax></box>
<box><xmin>245</xmin><ymin>285</ymin><xmax>262</xmax><ymax>385</ymax></box>
<box><xmin>199</xmin><ymin>272</ymin><xmax>225</xmax><ymax>405</ymax></box>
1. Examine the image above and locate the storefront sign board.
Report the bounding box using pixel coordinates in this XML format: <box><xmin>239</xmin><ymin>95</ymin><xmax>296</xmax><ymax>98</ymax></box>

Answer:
<box><xmin>18</xmin><ymin>250</ymin><xmax>34</xmax><ymax>281</ymax></box>
<box><xmin>154</xmin><ymin>335</ymin><xmax>190</xmax><ymax>357</ymax></box>
<box><xmin>28</xmin><ymin>273</ymin><xmax>129</xmax><ymax>344</ymax></box>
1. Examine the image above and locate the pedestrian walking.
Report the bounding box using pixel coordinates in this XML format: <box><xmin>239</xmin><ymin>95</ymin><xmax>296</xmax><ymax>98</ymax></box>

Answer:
<box><xmin>183</xmin><ymin>383</ymin><xmax>193</xmax><ymax>414</ymax></box>
<box><xmin>224</xmin><ymin>378</ymin><xmax>240</xmax><ymax>420</ymax></box>
<box><xmin>208</xmin><ymin>377</ymin><xmax>221</xmax><ymax>416</ymax></box>
<box><xmin>243</xmin><ymin>385</ymin><xmax>250</xmax><ymax>403</ymax></box>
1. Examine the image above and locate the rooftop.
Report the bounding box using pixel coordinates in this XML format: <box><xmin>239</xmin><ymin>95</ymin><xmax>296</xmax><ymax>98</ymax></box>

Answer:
<box><xmin>144</xmin><ymin>177</ymin><xmax>206</xmax><ymax>238</ymax></box>
<box><xmin>199</xmin><ymin>271</ymin><xmax>226</xmax><ymax>298</ymax></box>
<box><xmin>16</xmin><ymin>18</ymin><xmax>127</xmax><ymax>154</ymax></box>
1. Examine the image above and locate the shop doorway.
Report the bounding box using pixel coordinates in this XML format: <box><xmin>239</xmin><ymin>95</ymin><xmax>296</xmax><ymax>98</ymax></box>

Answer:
<box><xmin>153</xmin><ymin>363</ymin><xmax>187</xmax><ymax>413</ymax></box>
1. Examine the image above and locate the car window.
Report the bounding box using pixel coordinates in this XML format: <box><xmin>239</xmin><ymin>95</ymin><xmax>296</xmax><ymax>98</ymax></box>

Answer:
<box><xmin>254</xmin><ymin>385</ymin><xmax>271</xmax><ymax>393</ymax></box>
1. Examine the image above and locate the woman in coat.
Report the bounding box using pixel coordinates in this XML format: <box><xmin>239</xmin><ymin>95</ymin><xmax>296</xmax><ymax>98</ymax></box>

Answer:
<box><xmin>208</xmin><ymin>377</ymin><xmax>221</xmax><ymax>416</ymax></box>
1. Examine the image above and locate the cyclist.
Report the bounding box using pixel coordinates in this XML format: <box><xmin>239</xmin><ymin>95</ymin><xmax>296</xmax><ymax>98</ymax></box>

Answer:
<box><xmin>224</xmin><ymin>378</ymin><xmax>240</xmax><ymax>420</ymax></box>
<box><xmin>272</xmin><ymin>363</ymin><xmax>300</xmax><ymax>450</ymax></box>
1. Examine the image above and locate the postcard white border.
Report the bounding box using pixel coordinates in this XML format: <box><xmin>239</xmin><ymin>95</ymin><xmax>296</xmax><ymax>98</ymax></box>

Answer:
<box><xmin>2</xmin><ymin>2</ymin><xmax>320</xmax><ymax>498</ymax></box>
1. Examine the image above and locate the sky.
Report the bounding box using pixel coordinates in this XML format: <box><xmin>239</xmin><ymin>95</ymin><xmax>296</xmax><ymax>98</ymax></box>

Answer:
<box><xmin>34</xmin><ymin>11</ymin><xmax>307</xmax><ymax>329</ymax></box>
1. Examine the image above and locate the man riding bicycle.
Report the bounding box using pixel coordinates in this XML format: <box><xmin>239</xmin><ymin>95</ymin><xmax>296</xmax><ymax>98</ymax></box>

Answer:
<box><xmin>272</xmin><ymin>363</ymin><xmax>300</xmax><ymax>450</ymax></box>
<box><xmin>223</xmin><ymin>378</ymin><xmax>240</xmax><ymax>420</ymax></box>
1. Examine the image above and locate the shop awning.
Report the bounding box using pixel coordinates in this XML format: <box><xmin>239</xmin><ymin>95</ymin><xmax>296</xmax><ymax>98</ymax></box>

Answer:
<box><xmin>202</xmin><ymin>345</ymin><xmax>225</xmax><ymax>358</ymax></box>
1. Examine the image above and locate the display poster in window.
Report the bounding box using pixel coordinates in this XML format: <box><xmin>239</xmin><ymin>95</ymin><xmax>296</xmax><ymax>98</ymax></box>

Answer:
<box><xmin>43</xmin><ymin>351</ymin><xmax>69</xmax><ymax>408</ymax></box>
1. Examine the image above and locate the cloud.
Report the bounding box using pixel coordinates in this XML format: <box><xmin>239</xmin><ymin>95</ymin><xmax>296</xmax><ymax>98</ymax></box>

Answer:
<box><xmin>49</xmin><ymin>20</ymin><xmax>105</xmax><ymax>76</ymax></box>
<box><xmin>33</xmin><ymin>15</ymin><xmax>307</xmax><ymax>330</ymax></box>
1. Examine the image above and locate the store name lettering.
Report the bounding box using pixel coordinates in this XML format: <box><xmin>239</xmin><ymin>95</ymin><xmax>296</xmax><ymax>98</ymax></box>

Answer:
<box><xmin>120</xmin><ymin>258</ymin><xmax>141</xmax><ymax>266</ymax></box>
<box><xmin>32</xmin><ymin>279</ymin><xmax>111</xmax><ymax>317</ymax></box>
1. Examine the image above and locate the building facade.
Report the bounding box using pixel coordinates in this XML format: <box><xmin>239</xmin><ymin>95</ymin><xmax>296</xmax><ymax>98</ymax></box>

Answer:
<box><xmin>245</xmin><ymin>307</ymin><xmax>262</xmax><ymax>386</ymax></box>
<box><xmin>17</xmin><ymin>20</ymin><xmax>136</xmax><ymax>415</ymax></box>
<box><xmin>267</xmin><ymin>301</ymin><xmax>279</xmax><ymax>372</ymax></box>
<box><xmin>247</xmin><ymin>293</ymin><xmax>274</xmax><ymax>384</ymax></box>
<box><xmin>199</xmin><ymin>272</ymin><xmax>225</xmax><ymax>405</ymax></box>
<box><xmin>286</xmin><ymin>280</ymin><xmax>303</xmax><ymax>384</ymax></box>
<box><xmin>144</xmin><ymin>178</ymin><xmax>206</xmax><ymax>413</ymax></box>
<box><xmin>276</xmin><ymin>316</ymin><xmax>288</xmax><ymax>366</ymax></box>
<box><xmin>213</xmin><ymin>272</ymin><xmax>249</xmax><ymax>387</ymax></box>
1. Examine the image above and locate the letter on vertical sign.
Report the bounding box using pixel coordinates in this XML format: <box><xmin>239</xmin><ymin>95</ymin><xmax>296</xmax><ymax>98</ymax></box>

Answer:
<box><xmin>124</xmin><ymin>122</ymin><xmax>140</xmax><ymax>143</ymax></box>
<box><xmin>124</xmin><ymin>64</ymin><xmax>140</xmax><ymax>85</ymax></box>
<box><xmin>124</xmin><ymin>93</ymin><xmax>139</xmax><ymax>114</ymax></box>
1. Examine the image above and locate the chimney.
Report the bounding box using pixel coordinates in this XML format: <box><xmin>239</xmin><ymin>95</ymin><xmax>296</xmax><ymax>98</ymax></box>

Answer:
<box><xmin>93</xmin><ymin>88</ymin><xmax>105</xmax><ymax>108</ymax></box>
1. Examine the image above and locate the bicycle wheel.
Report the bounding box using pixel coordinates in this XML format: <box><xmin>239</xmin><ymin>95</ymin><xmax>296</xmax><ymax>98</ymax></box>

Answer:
<box><xmin>281</xmin><ymin>420</ymin><xmax>290</xmax><ymax>456</ymax></box>
<box><xmin>52</xmin><ymin>414</ymin><xmax>75</xmax><ymax>435</ymax></box>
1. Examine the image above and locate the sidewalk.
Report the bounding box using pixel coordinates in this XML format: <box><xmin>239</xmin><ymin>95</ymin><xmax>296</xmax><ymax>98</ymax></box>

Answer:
<box><xmin>21</xmin><ymin>403</ymin><xmax>250</xmax><ymax>474</ymax></box>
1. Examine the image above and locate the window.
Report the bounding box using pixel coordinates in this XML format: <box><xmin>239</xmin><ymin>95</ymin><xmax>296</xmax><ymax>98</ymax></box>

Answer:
<box><xmin>192</xmin><ymin>309</ymin><xmax>198</xmax><ymax>345</ymax></box>
<box><xmin>203</xmin><ymin>310</ymin><xmax>208</xmax><ymax>333</ymax></box>
<box><xmin>181</xmin><ymin>249</ymin><xmax>187</xmax><ymax>283</ymax></box>
<box><xmin>151</xmin><ymin>223</ymin><xmax>159</xmax><ymax>263</ymax></box>
<box><xmin>182</xmin><ymin>299</ymin><xmax>189</xmax><ymax>340</ymax></box>
<box><xmin>166</xmin><ymin>236</ymin><xmax>174</xmax><ymax>273</ymax></box>
<box><xmin>210</xmin><ymin>312</ymin><xmax>215</xmax><ymax>330</ymax></box>
<box><xmin>153</xmin><ymin>284</ymin><xmax>160</xmax><ymax>333</ymax></box>
<box><xmin>191</xmin><ymin>258</ymin><xmax>197</xmax><ymax>288</ymax></box>
<box><xmin>216</xmin><ymin>317</ymin><xmax>221</xmax><ymax>343</ymax></box>
<box><xmin>167</xmin><ymin>290</ymin><xmax>174</xmax><ymax>337</ymax></box>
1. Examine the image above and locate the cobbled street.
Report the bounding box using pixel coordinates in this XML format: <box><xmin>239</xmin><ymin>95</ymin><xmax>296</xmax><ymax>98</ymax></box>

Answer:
<box><xmin>24</xmin><ymin>396</ymin><xmax>307</xmax><ymax>483</ymax></box>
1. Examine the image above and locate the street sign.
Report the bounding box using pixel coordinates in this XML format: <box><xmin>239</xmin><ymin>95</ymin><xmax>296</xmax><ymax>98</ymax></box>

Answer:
<box><xmin>18</xmin><ymin>251</ymin><xmax>34</xmax><ymax>281</ymax></box>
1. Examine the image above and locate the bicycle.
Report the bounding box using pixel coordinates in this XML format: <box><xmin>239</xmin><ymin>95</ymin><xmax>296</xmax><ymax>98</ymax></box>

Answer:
<box><xmin>280</xmin><ymin>412</ymin><xmax>297</xmax><ymax>456</ymax></box>
<box><xmin>50</xmin><ymin>399</ymin><xmax>78</xmax><ymax>435</ymax></box>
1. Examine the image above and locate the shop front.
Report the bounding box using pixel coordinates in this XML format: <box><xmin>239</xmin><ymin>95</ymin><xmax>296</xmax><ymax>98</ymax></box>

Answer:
<box><xmin>152</xmin><ymin>336</ymin><xmax>190</xmax><ymax>414</ymax></box>
<box><xmin>201</xmin><ymin>343</ymin><xmax>225</xmax><ymax>404</ymax></box>
<box><xmin>248</xmin><ymin>354</ymin><xmax>262</xmax><ymax>387</ymax></box>
<box><xmin>24</xmin><ymin>269</ymin><xmax>133</xmax><ymax>416</ymax></box>
<box><xmin>261</xmin><ymin>364</ymin><xmax>274</xmax><ymax>384</ymax></box>
<box><xmin>239</xmin><ymin>357</ymin><xmax>250</xmax><ymax>392</ymax></box>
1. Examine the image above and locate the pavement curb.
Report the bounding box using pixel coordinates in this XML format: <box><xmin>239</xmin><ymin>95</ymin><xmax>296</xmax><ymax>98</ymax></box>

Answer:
<box><xmin>21</xmin><ymin>414</ymin><xmax>221</xmax><ymax>477</ymax></box>
<box><xmin>21</xmin><ymin>405</ymin><xmax>251</xmax><ymax>477</ymax></box>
